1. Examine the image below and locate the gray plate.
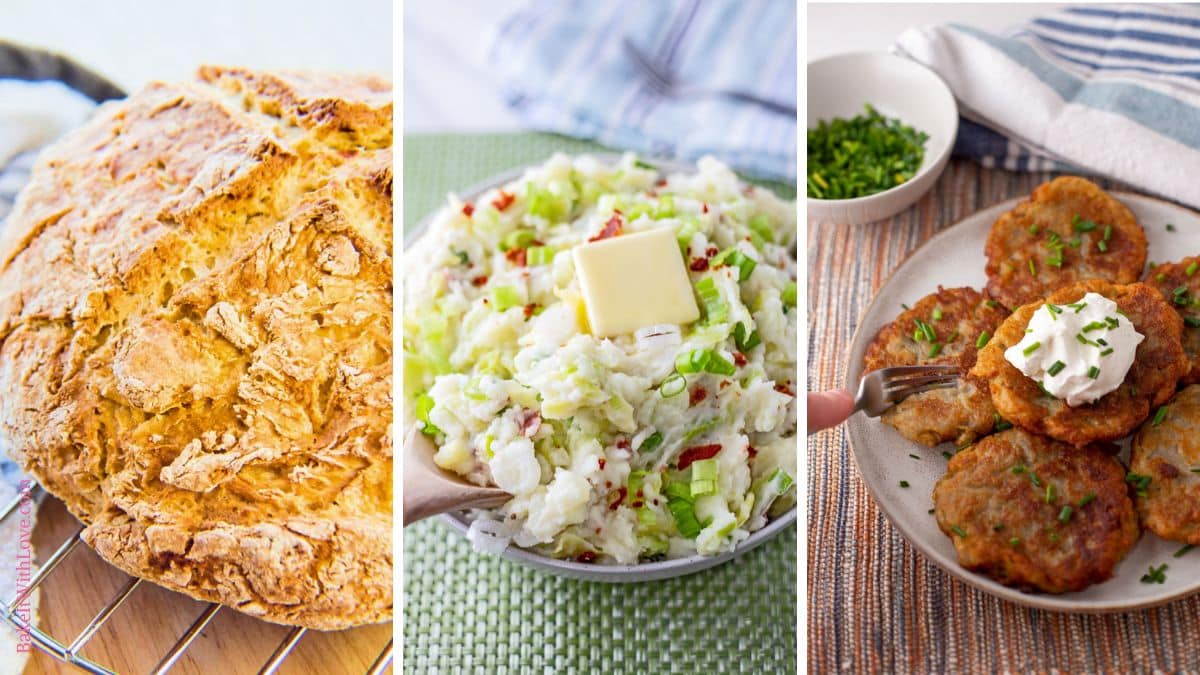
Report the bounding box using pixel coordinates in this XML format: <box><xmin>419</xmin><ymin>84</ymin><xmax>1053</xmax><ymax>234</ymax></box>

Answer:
<box><xmin>404</xmin><ymin>154</ymin><xmax>798</xmax><ymax>582</ymax></box>
<box><xmin>845</xmin><ymin>192</ymin><xmax>1200</xmax><ymax>612</ymax></box>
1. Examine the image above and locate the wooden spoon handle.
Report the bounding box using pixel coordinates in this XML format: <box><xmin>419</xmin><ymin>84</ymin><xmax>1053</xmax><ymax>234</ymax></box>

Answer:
<box><xmin>403</xmin><ymin>426</ymin><xmax>510</xmax><ymax>525</ymax></box>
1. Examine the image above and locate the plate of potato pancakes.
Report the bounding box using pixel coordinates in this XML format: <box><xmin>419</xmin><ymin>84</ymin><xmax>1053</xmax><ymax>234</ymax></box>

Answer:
<box><xmin>847</xmin><ymin>177</ymin><xmax>1200</xmax><ymax>611</ymax></box>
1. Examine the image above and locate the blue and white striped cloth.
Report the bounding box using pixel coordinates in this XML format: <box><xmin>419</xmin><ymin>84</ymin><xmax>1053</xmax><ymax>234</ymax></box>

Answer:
<box><xmin>488</xmin><ymin>0</ymin><xmax>797</xmax><ymax>183</ymax></box>
<box><xmin>895</xmin><ymin>4</ymin><xmax>1200</xmax><ymax>208</ymax></box>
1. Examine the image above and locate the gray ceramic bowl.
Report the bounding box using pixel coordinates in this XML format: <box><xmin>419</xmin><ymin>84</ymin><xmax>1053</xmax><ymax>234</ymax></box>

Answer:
<box><xmin>404</xmin><ymin>154</ymin><xmax>797</xmax><ymax>581</ymax></box>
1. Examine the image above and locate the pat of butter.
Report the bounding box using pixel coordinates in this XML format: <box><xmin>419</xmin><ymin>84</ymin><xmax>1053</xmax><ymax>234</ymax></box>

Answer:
<box><xmin>572</xmin><ymin>228</ymin><xmax>700</xmax><ymax>338</ymax></box>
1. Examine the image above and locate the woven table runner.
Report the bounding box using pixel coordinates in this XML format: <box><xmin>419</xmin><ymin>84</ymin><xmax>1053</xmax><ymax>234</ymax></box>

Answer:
<box><xmin>807</xmin><ymin>159</ymin><xmax>1200</xmax><ymax>672</ymax></box>
<box><xmin>403</xmin><ymin>132</ymin><xmax>798</xmax><ymax>674</ymax></box>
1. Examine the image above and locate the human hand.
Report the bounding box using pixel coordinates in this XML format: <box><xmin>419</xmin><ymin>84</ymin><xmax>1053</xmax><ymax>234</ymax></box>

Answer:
<box><xmin>807</xmin><ymin>389</ymin><xmax>854</xmax><ymax>434</ymax></box>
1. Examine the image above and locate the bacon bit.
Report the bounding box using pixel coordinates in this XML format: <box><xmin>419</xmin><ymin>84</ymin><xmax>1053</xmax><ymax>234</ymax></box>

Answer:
<box><xmin>589</xmin><ymin>213</ymin><xmax>624</xmax><ymax>242</ymax></box>
<box><xmin>598</xmin><ymin>458</ymin><xmax>607</xmax><ymax>470</ymax></box>
<box><xmin>506</xmin><ymin>247</ymin><xmax>527</xmax><ymax>267</ymax></box>
<box><xmin>689</xmin><ymin>386</ymin><xmax>708</xmax><ymax>406</ymax></box>
<box><xmin>655</xmin><ymin>178</ymin><xmax>668</xmax><ymax>187</ymax></box>
<box><xmin>595</xmin><ymin>527</ymin><xmax>602</xmax><ymax>535</ymax></box>
<box><xmin>702</xmin><ymin>203</ymin><xmax>709</xmax><ymax>214</ymax></box>
<box><xmin>492</xmin><ymin>190</ymin><xmax>515</xmax><ymax>211</ymax></box>
<box><xmin>607</xmin><ymin>486</ymin><xmax>626</xmax><ymax>510</ymax></box>
<box><xmin>677</xmin><ymin>444</ymin><xmax>722</xmax><ymax>470</ymax></box>
<box><xmin>518</xmin><ymin>410</ymin><xmax>542</xmax><ymax>438</ymax></box>
<box><xmin>616</xmin><ymin>438</ymin><xmax>631</xmax><ymax>450</ymax></box>
<box><xmin>747</xmin><ymin>445</ymin><xmax>758</xmax><ymax>458</ymax></box>
<box><xmin>605</xmin><ymin>480</ymin><xmax>613</xmax><ymax>489</ymax></box>
<box><xmin>635</xmin><ymin>490</ymin><xmax>644</xmax><ymax>498</ymax></box>
<box><xmin>774</xmin><ymin>383</ymin><xmax>796</xmax><ymax>397</ymax></box>
<box><xmin>631</xmin><ymin>501</ymin><xmax>644</xmax><ymax>509</ymax></box>
<box><xmin>689</xmin><ymin>257</ymin><xmax>710</xmax><ymax>272</ymax></box>
<box><xmin>705</xmin><ymin>246</ymin><xmax>719</xmax><ymax>258</ymax></box>
<box><xmin>523</xmin><ymin>303</ymin><xmax>538</xmax><ymax>320</ymax></box>
<box><xmin>719</xmin><ymin>380</ymin><xmax>731</xmax><ymax>389</ymax></box>
<box><xmin>733</xmin><ymin>351</ymin><xmax>748</xmax><ymax>367</ymax></box>
<box><xmin>576</xmin><ymin>551</ymin><xmax>598</xmax><ymax>563</ymax></box>
<box><xmin>742</xmin><ymin>185</ymin><xmax>756</xmax><ymax>196</ymax></box>
<box><xmin>461</xmin><ymin>203</ymin><xmax>475</xmax><ymax>217</ymax></box>
<box><xmin>471</xmin><ymin>275</ymin><xmax>488</xmax><ymax>286</ymax></box>
<box><xmin>339</xmin><ymin>149</ymin><xmax>357</xmax><ymax>158</ymax></box>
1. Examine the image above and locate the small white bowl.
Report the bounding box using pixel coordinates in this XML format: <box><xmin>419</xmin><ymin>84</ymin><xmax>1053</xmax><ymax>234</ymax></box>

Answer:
<box><xmin>807</xmin><ymin>51</ymin><xmax>958</xmax><ymax>226</ymax></box>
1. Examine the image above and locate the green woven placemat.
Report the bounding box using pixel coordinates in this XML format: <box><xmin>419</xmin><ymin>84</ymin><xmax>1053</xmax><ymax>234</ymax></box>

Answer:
<box><xmin>402</xmin><ymin>132</ymin><xmax>797</xmax><ymax>674</ymax></box>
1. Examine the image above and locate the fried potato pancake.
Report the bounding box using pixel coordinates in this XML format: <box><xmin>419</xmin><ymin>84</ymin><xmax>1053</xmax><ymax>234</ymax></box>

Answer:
<box><xmin>934</xmin><ymin>428</ymin><xmax>1139</xmax><ymax>593</ymax></box>
<box><xmin>985</xmin><ymin>176</ymin><xmax>1146</xmax><ymax>309</ymax></box>
<box><xmin>1131</xmin><ymin>384</ymin><xmax>1200</xmax><ymax>544</ymax></box>
<box><xmin>971</xmin><ymin>280</ymin><xmax>1187</xmax><ymax>446</ymax></box>
<box><xmin>864</xmin><ymin>286</ymin><xmax>1009</xmax><ymax>446</ymax></box>
<box><xmin>1144</xmin><ymin>256</ymin><xmax>1200</xmax><ymax>385</ymax></box>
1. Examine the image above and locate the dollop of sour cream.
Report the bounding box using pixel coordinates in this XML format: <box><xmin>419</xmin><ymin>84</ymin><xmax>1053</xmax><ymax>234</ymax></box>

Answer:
<box><xmin>1004</xmin><ymin>292</ymin><xmax>1143</xmax><ymax>407</ymax></box>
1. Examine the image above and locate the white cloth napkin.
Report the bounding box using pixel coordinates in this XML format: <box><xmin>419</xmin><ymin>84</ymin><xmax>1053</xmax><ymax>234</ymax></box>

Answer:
<box><xmin>894</xmin><ymin>4</ymin><xmax>1200</xmax><ymax>209</ymax></box>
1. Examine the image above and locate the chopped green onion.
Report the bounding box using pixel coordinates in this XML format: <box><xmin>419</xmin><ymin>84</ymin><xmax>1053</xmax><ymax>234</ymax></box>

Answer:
<box><xmin>490</xmin><ymin>285</ymin><xmax>522</xmax><ymax>312</ymax></box>
<box><xmin>733</xmin><ymin>322</ymin><xmax>762</xmax><ymax>352</ymax></box>
<box><xmin>1103</xmin><ymin>224</ymin><xmax>1112</xmax><ymax>241</ymax></box>
<box><xmin>454</xmin><ymin>250</ymin><xmax>470</xmax><ymax>265</ymax></box>
<box><xmin>993</xmin><ymin>412</ymin><xmax>1013</xmax><ymax>431</ymax></box>
<box><xmin>976</xmin><ymin>331</ymin><xmax>991</xmax><ymax>349</ymax></box>
<box><xmin>1187</xmin><ymin>317</ymin><xmax>1200</xmax><ymax>328</ymax></box>
<box><xmin>1126</xmin><ymin>472</ymin><xmax>1152</xmax><ymax>497</ymax></box>
<box><xmin>1029</xmin><ymin>259</ymin><xmax>1037</xmax><ymax>276</ymax></box>
<box><xmin>1087</xmin><ymin>366</ymin><xmax>1100</xmax><ymax>379</ymax></box>
<box><xmin>638</xmin><ymin>432</ymin><xmax>664</xmax><ymax>453</ymax></box>
<box><xmin>1100</xmin><ymin>348</ymin><xmax>1114</xmax><ymax>357</ymax></box>
<box><xmin>1058</xmin><ymin>505</ymin><xmax>1073</xmax><ymax>523</ymax></box>
<box><xmin>659</xmin><ymin>372</ymin><xmax>686</xmax><ymax>398</ymax></box>
<box><xmin>1045</xmin><ymin>483</ymin><xmax>1056</xmax><ymax>503</ymax></box>
<box><xmin>499</xmin><ymin>229</ymin><xmax>536</xmax><ymax>251</ymax></box>
<box><xmin>932</xmin><ymin>308</ymin><xmax>943</xmax><ymax>321</ymax></box>
<box><xmin>748</xmin><ymin>214</ymin><xmax>774</xmax><ymax>243</ymax></box>
<box><xmin>1141</xmin><ymin>563</ymin><xmax>1168</xmax><ymax>584</ymax></box>
<box><xmin>1079</xmin><ymin>493</ymin><xmax>1097</xmax><ymax>507</ymax></box>
<box><xmin>1011</xmin><ymin>465</ymin><xmax>1027</xmax><ymax>475</ymax></box>
<box><xmin>1167</xmin><ymin>223</ymin><xmax>1177</xmax><ymax>232</ymax></box>
<box><xmin>1175</xmin><ymin>544</ymin><xmax>1195</xmax><ymax>558</ymax></box>
<box><xmin>667</xmin><ymin>495</ymin><xmax>702</xmax><ymax>538</ymax></box>
<box><xmin>1189</xmin><ymin>262</ymin><xmax>1199</xmax><ymax>277</ymax></box>
<box><xmin>713</xmin><ymin>248</ymin><xmax>757</xmax><ymax>281</ymax></box>
<box><xmin>899</xmin><ymin>480</ymin><xmax>910</xmax><ymax>488</ymax></box>
<box><xmin>915</xmin><ymin>319</ymin><xmax>937</xmax><ymax>343</ymax></box>
<box><xmin>942</xmin><ymin>451</ymin><xmax>953</xmax><ymax>460</ymax></box>
<box><xmin>1029</xmin><ymin>224</ymin><xmax>1041</xmax><ymax>235</ymax></box>
<box><xmin>655</xmin><ymin>193</ymin><xmax>676</xmax><ymax>218</ymax></box>
<box><xmin>526</xmin><ymin>246</ymin><xmax>556</xmax><ymax>266</ymax></box>
<box><xmin>1047</xmin><ymin>361</ymin><xmax>1066</xmax><ymax>376</ymax></box>
<box><xmin>1022</xmin><ymin>341</ymin><xmax>1042</xmax><ymax>356</ymax></box>
<box><xmin>694</xmin><ymin>277</ymin><xmax>729</xmax><ymax>323</ymax></box>
<box><xmin>1009</xmin><ymin>537</ymin><xmax>1021</xmax><ymax>547</ymax></box>
<box><xmin>1157</xmin><ymin>273</ymin><xmax>1168</xmax><ymax>283</ymax></box>
<box><xmin>415</xmin><ymin>393</ymin><xmax>442</xmax><ymax>435</ymax></box>
<box><xmin>1069</xmin><ymin>236</ymin><xmax>1082</xmax><ymax>248</ymax></box>
<box><xmin>806</xmin><ymin>103</ymin><xmax>929</xmax><ymax>199</ymax></box>
<box><xmin>993</xmin><ymin>523</ymin><xmax>1005</xmax><ymax>531</ymax></box>
<box><xmin>1069</xmin><ymin>302</ymin><xmax>1087</xmax><ymax>313</ymax></box>
<box><xmin>1097</xmin><ymin>240</ymin><xmax>1108</xmax><ymax>253</ymax></box>
<box><xmin>1029</xmin><ymin>471</ymin><xmax>1042</xmax><ymax>488</ymax></box>
<box><xmin>782</xmin><ymin>281</ymin><xmax>797</xmax><ymax>308</ymax></box>
<box><xmin>950</xmin><ymin>525</ymin><xmax>967</xmax><ymax>537</ymax></box>
<box><xmin>1072</xmin><ymin>215</ymin><xmax>1098</xmax><ymax>232</ymax></box>
<box><xmin>927</xmin><ymin>342</ymin><xmax>943</xmax><ymax>358</ymax></box>
<box><xmin>913</xmin><ymin>329</ymin><xmax>924</xmax><ymax>342</ymax></box>
<box><xmin>986</xmin><ymin>299</ymin><xmax>999</xmax><ymax>308</ymax></box>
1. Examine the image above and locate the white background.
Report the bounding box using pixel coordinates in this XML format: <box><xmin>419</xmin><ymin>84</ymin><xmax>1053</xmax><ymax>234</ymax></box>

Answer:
<box><xmin>807</xmin><ymin>3</ymin><xmax>1061</xmax><ymax>60</ymax></box>
<box><xmin>0</xmin><ymin>0</ymin><xmax>392</xmax><ymax>91</ymax></box>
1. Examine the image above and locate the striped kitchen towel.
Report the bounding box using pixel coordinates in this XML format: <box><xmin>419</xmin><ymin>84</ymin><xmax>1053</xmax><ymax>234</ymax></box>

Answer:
<box><xmin>894</xmin><ymin>4</ymin><xmax>1200</xmax><ymax>209</ymax></box>
<box><xmin>488</xmin><ymin>0</ymin><xmax>797</xmax><ymax>183</ymax></box>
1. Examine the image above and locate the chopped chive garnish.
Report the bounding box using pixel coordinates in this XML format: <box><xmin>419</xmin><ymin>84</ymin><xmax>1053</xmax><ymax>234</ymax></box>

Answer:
<box><xmin>1069</xmin><ymin>301</ymin><xmax>1087</xmax><ymax>313</ymax></box>
<box><xmin>1167</xmin><ymin>223</ymin><xmax>1177</xmax><ymax>232</ymax></box>
<box><xmin>976</xmin><ymin>331</ymin><xmax>991</xmax><ymax>349</ymax></box>
<box><xmin>1037</xmin><ymin>380</ymin><xmax>1052</xmax><ymax>396</ymax></box>
<box><xmin>1152</xmin><ymin>406</ymin><xmax>1169</xmax><ymax>426</ymax></box>
<box><xmin>1087</xmin><ymin>366</ymin><xmax>1100</xmax><ymax>379</ymax></box>
<box><xmin>1097</xmin><ymin>338</ymin><xmax>1108</xmax><ymax>346</ymax></box>
<box><xmin>1047</xmin><ymin>361</ymin><xmax>1066</xmax><ymax>376</ymax></box>
<box><xmin>942</xmin><ymin>451</ymin><xmax>953</xmax><ymax>460</ymax></box>
<box><xmin>1049</xmin><ymin>532</ymin><xmax>1060</xmax><ymax>542</ymax></box>
<box><xmin>1187</xmin><ymin>316</ymin><xmax>1200</xmax><ymax>328</ymax></box>
<box><xmin>928</xmin><ymin>342</ymin><xmax>943</xmax><ymax>358</ymax></box>
<box><xmin>1022</xmin><ymin>341</ymin><xmax>1042</xmax><ymax>356</ymax></box>
<box><xmin>1141</xmin><ymin>563</ymin><xmax>1168</xmax><ymax>584</ymax></box>
<box><xmin>1069</xmin><ymin>236</ymin><xmax>1082</xmax><ymax>248</ymax></box>
<box><xmin>1175</xmin><ymin>285</ymin><xmax>1189</xmax><ymax>296</ymax></box>
<box><xmin>1079</xmin><ymin>493</ymin><xmax>1097</xmax><ymax>507</ymax></box>
<box><xmin>993</xmin><ymin>412</ymin><xmax>1013</xmax><ymax>431</ymax></box>
<box><xmin>993</xmin><ymin>523</ymin><xmax>1006</xmax><ymax>531</ymax></box>
<box><xmin>932</xmin><ymin>308</ymin><xmax>943</xmax><ymax>321</ymax></box>
<box><xmin>1097</xmin><ymin>240</ymin><xmax>1108</xmax><ymax>253</ymax></box>
<box><xmin>1073</xmin><ymin>216</ymin><xmax>1098</xmax><ymax>232</ymax></box>
<box><xmin>1058</xmin><ymin>506</ymin><xmax>1073</xmax><ymax>523</ymax></box>
<box><xmin>1029</xmin><ymin>224</ymin><xmax>1040</xmax><ymax>235</ymax></box>
<box><xmin>901</xmin><ymin>303</ymin><xmax>911</xmax><ymax>310</ymax></box>
<box><xmin>1192</xmin><ymin>467</ymin><xmax>1200</xmax><ymax>474</ymax></box>
<box><xmin>1105</xmin><ymin>316</ymin><xmax>1119</xmax><ymax>329</ymax></box>
<box><xmin>1029</xmin><ymin>471</ymin><xmax>1042</xmax><ymax>487</ymax></box>
<box><xmin>946</xmin><ymin>330</ymin><xmax>960</xmax><ymax>342</ymax></box>
<box><xmin>986</xmin><ymin>299</ymin><xmax>999</xmax><ymax>308</ymax></box>
<box><xmin>1100</xmin><ymin>348</ymin><xmax>1114</xmax><ymax>357</ymax></box>
<box><xmin>1029</xmin><ymin>259</ymin><xmax>1037</xmax><ymax>276</ymax></box>
<box><xmin>1189</xmin><ymin>262</ymin><xmax>1199</xmax><ymax>277</ymax></box>
<box><xmin>1157</xmin><ymin>273</ymin><xmax>1168</xmax><ymax>283</ymax></box>
<box><xmin>1011</xmin><ymin>465</ymin><xmax>1027</xmax><ymax>475</ymax></box>
<box><xmin>951</xmin><ymin>525</ymin><xmax>967</xmax><ymax>537</ymax></box>
<box><xmin>1046</xmin><ymin>303</ymin><xmax>1062</xmax><ymax>315</ymax></box>
<box><xmin>1009</xmin><ymin>537</ymin><xmax>1021</xmax><ymax>547</ymax></box>
<box><xmin>1045</xmin><ymin>483</ymin><xmax>1057</xmax><ymax>503</ymax></box>
<box><xmin>1175</xmin><ymin>544</ymin><xmax>1195</xmax><ymax>558</ymax></box>
<box><xmin>928</xmin><ymin>508</ymin><xmax>935</xmax><ymax>514</ymax></box>
<box><xmin>909</xmin><ymin>453</ymin><xmax>920</xmax><ymax>460</ymax></box>
<box><xmin>1103</xmin><ymin>224</ymin><xmax>1112</xmax><ymax>241</ymax></box>
<box><xmin>899</xmin><ymin>480</ymin><xmax>910</xmax><ymax>488</ymax></box>
<box><xmin>1126</xmin><ymin>472</ymin><xmax>1152</xmax><ymax>497</ymax></box>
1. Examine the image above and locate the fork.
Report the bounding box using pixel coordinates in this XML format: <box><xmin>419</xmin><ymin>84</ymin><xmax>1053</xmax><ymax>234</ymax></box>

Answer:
<box><xmin>621</xmin><ymin>38</ymin><xmax>796</xmax><ymax>116</ymax></box>
<box><xmin>854</xmin><ymin>365</ymin><xmax>961</xmax><ymax>417</ymax></box>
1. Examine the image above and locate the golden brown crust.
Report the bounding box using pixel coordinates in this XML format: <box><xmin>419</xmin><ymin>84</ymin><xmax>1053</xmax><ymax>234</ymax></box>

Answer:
<box><xmin>971</xmin><ymin>280</ymin><xmax>1187</xmax><ymax>446</ymax></box>
<box><xmin>933</xmin><ymin>429</ymin><xmax>1139</xmax><ymax>594</ymax></box>
<box><xmin>864</xmin><ymin>286</ymin><xmax>1009</xmax><ymax>446</ymax></box>
<box><xmin>1131</xmin><ymin>385</ymin><xmax>1200</xmax><ymax>544</ymax></box>
<box><xmin>984</xmin><ymin>176</ymin><xmax>1146</xmax><ymax>309</ymax></box>
<box><xmin>1143</xmin><ymin>256</ymin><xmax>1200</xmax><ymax>385</ymax></box>
<box><xmin>0</xmin><ymin>67</ymin><xmax>392</xmax><ymax>630</ymax></box>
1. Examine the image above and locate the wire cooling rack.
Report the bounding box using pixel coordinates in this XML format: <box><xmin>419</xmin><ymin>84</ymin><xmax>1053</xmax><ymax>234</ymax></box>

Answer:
<box><xmin>0</xmin><ymin>485</ymin><xmax>393</xmax><ymax>674</ymax></box>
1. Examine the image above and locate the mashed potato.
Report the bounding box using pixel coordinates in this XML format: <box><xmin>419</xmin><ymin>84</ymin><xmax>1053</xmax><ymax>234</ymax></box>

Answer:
<box><xmin>404</xmin><ymin>153</ymin><xmax>797</xmax><ymax>563</ymax></box>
